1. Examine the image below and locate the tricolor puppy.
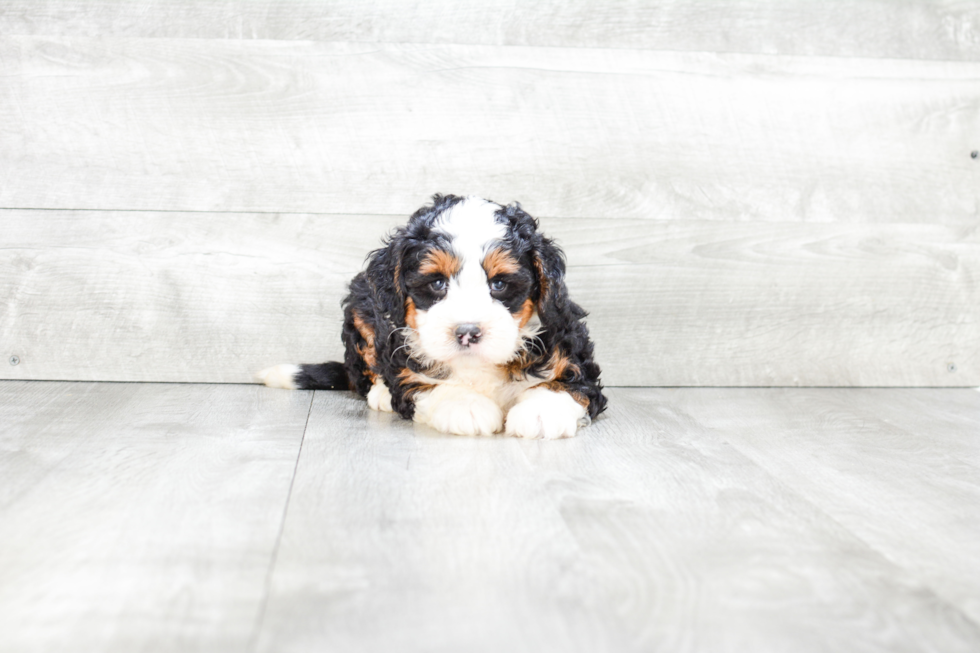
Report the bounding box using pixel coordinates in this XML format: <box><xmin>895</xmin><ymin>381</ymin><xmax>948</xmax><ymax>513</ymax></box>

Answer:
<box><xmin>257</xmin><ymin>194</ymin><xmax>606</xmax><ymax>438</ymax></box>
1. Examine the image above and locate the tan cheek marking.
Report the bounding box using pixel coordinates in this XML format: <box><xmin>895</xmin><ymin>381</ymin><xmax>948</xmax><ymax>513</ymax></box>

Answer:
<box><xmin>405</xmin><ymin>297</ymin><xmax>417</xmax><ymax>330</ymax></box>
<box><xmin>514</xmin><ymin>298</ymin><xmax>534</xmax><ymax>328</ymax></box>
<box><xmin>483</xmin><ymin>248</ymin><xmax>521</xmax><ymax>278</ymax></box>
<box><xmin>420</xmin><ymin>249</ymin><xmax>461</xmax><ymax>278</ymax></box>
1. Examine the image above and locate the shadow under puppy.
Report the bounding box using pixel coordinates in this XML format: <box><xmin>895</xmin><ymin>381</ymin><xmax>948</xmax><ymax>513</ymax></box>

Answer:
<box><xmin>258</xmin><ymin>194</ymin><xmax>606</xmax><ymax>438</ymax></box>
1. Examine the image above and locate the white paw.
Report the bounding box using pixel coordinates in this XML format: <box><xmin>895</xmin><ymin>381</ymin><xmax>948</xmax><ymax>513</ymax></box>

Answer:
<box><xmin>254</xmin><ymin>364</ymin><xmax>300</xmax><ymax>389</ymax></box>
<box><xmin>414</xmin><ymin>385</ymin><xmax>503</xmax><ymax>436</ymax></box>
<box><xmin>505</xmin><ymin>387</ymin><xmax>586</xmax><ymax>439</ymax></box>
<box><xmin>367</xmin><ymin>380</ymin><xmax>393</xmax><ymax>412</ymax></box>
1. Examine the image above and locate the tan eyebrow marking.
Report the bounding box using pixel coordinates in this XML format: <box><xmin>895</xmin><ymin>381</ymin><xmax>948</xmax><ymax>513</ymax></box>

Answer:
<box><xmin>419</xmin><ymin>249</ymin><xmax>461</xmax><ymax>278</ymax></box>
<box><xmin>483</xmin><ymin>247</ymin><xmax>520</xmax><ymax>278</ymax></box>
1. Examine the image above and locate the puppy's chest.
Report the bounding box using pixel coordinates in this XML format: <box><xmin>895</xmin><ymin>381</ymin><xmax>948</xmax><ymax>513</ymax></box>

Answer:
<box><xmin>442</xmin><ymin>358</ymin><xmax>540</xmax><ymax>408</ymax></box>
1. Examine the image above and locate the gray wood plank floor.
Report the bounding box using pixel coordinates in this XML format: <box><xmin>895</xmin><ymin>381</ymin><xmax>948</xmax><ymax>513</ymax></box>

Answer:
<box><xmin>1</xmin><ymin>382</ymin><xmax>979</xmax><ymax>652</ymax></box>
<box><xmin>0</xmin><ymin>382</ymin><xmax>313</xmax><ymax>653</ymax></box>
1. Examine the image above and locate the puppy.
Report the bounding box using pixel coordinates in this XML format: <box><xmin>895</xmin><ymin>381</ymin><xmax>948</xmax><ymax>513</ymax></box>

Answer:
<box><xmin>257</xmin><ymin>194</ymin><xmax>606</xmax><ymax>438</ymax></box>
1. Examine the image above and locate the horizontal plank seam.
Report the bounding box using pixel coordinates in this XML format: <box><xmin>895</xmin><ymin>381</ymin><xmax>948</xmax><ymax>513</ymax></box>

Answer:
<box><xmin>5</xmin><ymin>207</ymin><xmax>975</xmax><ymax>228</ymax></box>
<box><xmin>0</xmin><ymin>206</ymin><xmax>609</xmax><ymax>222</ymax></box>
<box><xmin>0</xmin><ymin>206</ymin><xmax>409</xmax><ymax>218</ymax></box>
<box><xmin>2</xmin><ymin>32</ymin><xmax>978</xmax><ymax>65</ymax></box>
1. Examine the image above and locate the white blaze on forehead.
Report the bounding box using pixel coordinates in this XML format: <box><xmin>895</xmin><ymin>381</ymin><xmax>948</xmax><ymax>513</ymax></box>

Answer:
<box><xmin>433</xmin><ymin>197</ymin><xmax>506</xmax><ymax>278</ymax></box>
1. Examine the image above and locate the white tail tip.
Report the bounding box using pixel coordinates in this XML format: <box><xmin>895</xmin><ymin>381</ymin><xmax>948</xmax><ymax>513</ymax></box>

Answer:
<box><xmin>255</xmin><ymin>364</ymin><xmax>301</xmax><ymax>389</ymax></box>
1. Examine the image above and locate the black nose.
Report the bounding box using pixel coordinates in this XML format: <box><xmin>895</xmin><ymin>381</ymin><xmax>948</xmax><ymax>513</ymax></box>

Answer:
<box><xmin>454</xmin><ymin>323</ymin><xmax>483</xmax><ymax>346</ymax></box>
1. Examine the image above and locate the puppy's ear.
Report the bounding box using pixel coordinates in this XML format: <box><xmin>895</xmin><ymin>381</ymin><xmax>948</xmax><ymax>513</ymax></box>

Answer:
<box><xmin>533</xmin><ymin>235</ymin><xmax>588</xmax><ymax>337</ymax></box>
<box><xmin>365</xmin><ymin>233</ymin><xmax>411</xmax><ymax>326</ymax></box>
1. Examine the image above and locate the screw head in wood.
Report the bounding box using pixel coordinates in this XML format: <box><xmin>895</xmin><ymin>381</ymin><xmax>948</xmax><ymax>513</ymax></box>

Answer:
<box><xmin>948</xmin><ymin>362</ymin><xmax>957</xmax><ymax>373</ymax></box>
<box><xmin>9</xmin><ymin>355</ymin><xmax>19</xmax><ymax>366</ymax></box>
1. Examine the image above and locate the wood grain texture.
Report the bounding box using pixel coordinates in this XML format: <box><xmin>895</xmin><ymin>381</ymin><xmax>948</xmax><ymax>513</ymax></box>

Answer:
<box><xmin>667</xmin><ymin>388</ymin><xmax>980</xmax><ymax>624</ymax></box>
<box><xmin>0</xmin><ymin>381</ymin><xmax>312</xmax><ymax>653</ymax></box>
<box><xmin>566</xmin><ymin>219</ymin><xmax>980</xmax><ymax>386</ymax></box>
<box><xmin>1</xmin><ymin>1</ymin><xmax>979</xmax><ymax>61</ymax></box>
<box><xmin>0</xmin><ymin>210</ymin><xmax>396</xmax><ymax>384</ymax></box>
<box><xmin>252</xmin><ymin>388</ymin><xmax>980</xmax><ymax>652</ymax></box>
<box><xmin>3</xmin><ymin>210</ymin><xmax>976</xmax><ymax>386</ymax></box>
<box><xmin>2</xmin><ymin>37</ymin><xmax>978</xmax><ymax>221</ymax></box>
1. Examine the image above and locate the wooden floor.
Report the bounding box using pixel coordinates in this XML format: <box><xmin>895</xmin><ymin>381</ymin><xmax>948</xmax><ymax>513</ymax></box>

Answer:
<box><xmin>1</xmin><ymin>382</ymin><xmax>978</xmax><ymax>652</ymax></box>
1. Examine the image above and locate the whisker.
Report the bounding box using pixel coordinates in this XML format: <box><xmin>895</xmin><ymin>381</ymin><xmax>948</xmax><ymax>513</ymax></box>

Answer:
<box><xmin>522</xmin><ymin>336</ymin><xmax>546</xmax><ymax>357</ymax></box>
<box><xmin>391</xmin><ymin>342</ymin><xmax>415</xmax><ymax>358</ymax></box>
<box><xmin>386</xmin><ymin>326</ymin><xmax>415</xmax><ymax>343</ymax></box>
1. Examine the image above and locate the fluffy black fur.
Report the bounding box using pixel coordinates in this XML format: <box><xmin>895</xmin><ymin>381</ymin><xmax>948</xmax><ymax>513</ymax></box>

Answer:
<box><xmin>295</xmin><ymin>194</ymin><xmax>607</xmax><ymax>421</ymax></box>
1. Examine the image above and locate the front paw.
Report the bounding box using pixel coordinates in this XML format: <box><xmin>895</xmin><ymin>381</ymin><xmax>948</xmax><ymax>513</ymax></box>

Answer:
<box><xmin>367</xmin><ymin>380</ymin><xmax>393</xmax><ymax>412</ymax></box>
<box><xmin>414</xmin><ymin>386</ymin><xmax>503</xmax><ymax>436</ymax></box>
<box><xmin>505</xmin><ymin>387</ymin><xmax>587</xmax><ymax>440</ymax></box>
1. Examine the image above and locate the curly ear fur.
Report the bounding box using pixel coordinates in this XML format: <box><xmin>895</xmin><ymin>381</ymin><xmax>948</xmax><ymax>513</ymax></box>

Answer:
<box><xmin>497</xmin><ymin>202</ymin><xmax>608</xmax><ymax>420</ymax></box>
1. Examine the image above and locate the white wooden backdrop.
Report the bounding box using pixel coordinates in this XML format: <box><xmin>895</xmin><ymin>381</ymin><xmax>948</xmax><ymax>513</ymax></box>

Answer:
<box><xmin>1</xmin><ymin>1</ymin><xmax>978</xmax><ymax>386</ymax></box>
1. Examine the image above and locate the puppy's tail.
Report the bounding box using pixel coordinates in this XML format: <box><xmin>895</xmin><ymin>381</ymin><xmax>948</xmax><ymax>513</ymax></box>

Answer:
<box><xmin>255</xmin><ymin>362</ymin><xmax>350</xmax><ymax>390</ymax></box>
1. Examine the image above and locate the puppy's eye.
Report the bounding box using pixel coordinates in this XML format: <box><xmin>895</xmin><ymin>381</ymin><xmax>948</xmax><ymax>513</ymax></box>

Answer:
<box><xmin>429</xmin><ymin>278</ymin><xmax>448</xmax><ymax>292</ymax></box>
<box><xmin>489</xmin><ymin>279</ymin><xmax>507</xmax><ymax>293</ymax></box>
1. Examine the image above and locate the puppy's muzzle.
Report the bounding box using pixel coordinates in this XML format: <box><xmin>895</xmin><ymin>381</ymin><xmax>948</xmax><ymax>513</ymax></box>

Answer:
<box><xmin>454</xmin><ymin>323</ymin><xmax>483</xmax><ymax>347</ymax></box>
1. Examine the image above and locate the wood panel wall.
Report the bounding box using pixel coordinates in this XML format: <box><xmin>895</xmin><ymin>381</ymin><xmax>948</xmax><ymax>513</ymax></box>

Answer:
<box><xmin>1</xmin><ymin>1</ymin><xmax>978</xmax><ymax>386</ymax></box>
